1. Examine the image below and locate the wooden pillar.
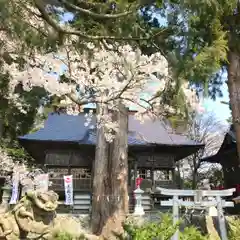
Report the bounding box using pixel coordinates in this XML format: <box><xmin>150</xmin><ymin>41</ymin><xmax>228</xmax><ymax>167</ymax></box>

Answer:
<box><xmin>133</xmin><ymin>159</ymin><xmax>138</xmax><ymax>188</ymax></box>
<box><xmin>128</xmin><ymin>160</ymin><xmax>132</xmax><ymax>188</ymax></box>
<box><xmin>149</xmin><ymin>152</ymin><xmax>155</xmax><ymax>186</ymax></box>
<box><xmin>172</xmin><ymin>169</ymin><xmax>176</xmax><ymax>186</ymax></box>
<box><xmin>151</xmin><ymin>169</ymin><xmax>154</xmax><ymax>187</ymax></box>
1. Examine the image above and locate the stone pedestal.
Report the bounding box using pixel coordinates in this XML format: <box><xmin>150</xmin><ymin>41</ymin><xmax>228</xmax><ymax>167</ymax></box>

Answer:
<box><xmin>133</xmin><ymin>187</ymin><xmax>145</xmax><ymax>216</ymax></box>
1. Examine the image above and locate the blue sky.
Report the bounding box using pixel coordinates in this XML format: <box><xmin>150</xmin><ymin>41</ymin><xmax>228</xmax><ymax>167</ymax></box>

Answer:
<box><xmin>203</xmin><ymin>81</ymin><xmax>231</xmax><ymax>124</ymax></box>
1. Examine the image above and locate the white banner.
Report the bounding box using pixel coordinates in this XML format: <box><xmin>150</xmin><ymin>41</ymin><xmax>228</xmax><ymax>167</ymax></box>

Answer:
<box><xmin>64</xmin><ymin>175</ymin><xmax>73</xmax><ymax>205</ymax></box>
<box><xmin>9</xmin><ymin>173</ymin><xmax>19</xmax><ymax>204</ymax></box>
<box><xmin>35</xmin><ymin>174</ymin><xmax>49</xmax><ymax>192</ymax></box>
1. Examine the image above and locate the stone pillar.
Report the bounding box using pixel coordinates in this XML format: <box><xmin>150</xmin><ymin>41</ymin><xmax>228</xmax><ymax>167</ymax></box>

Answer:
<box><xmin>172</xmin><ymin>195</ymin><xmax>179</xmax><ymax>240</ymax></box>
<box><xmin>216</xmin><ymin>195</ymin><xmax>228</xmax><ymax>240</ymax></box>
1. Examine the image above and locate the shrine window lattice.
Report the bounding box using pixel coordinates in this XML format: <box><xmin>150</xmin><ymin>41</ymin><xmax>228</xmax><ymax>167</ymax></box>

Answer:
<box><xmin>131</xmin><ymin>169</ymin><xmax>173</xmax><ymax>181</ymax></box>
<box><xmin>48</xmin><ymin>168</ymin><xmax>91</xmax><ymax>190</ymax></box>
<box><xmin>45</xmin><ymin>151</ymin><xmax>91</xmax><ymax>166</ymax></box>
<box><xmin>154</xmin><ymin>170</ymin><xmax>173</xmax><ymax>181</ymax></box>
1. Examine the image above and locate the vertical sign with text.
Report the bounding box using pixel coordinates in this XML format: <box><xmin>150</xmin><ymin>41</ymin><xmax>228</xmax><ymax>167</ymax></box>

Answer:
<box><xmin>64</xmin><ymin>175</ymin><xmax>73</xmax><ymax>205</ymax></box>
<box><xmin>9</xmin><ymin>173</ymin><xmax>19</xmax><ymax>204</ymax></box>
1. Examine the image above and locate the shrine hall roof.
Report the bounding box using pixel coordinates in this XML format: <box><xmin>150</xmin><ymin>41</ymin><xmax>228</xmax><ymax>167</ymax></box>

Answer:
<box><xmin>201</xmin><ymin>124</ymin><xmax>235</xmax><ymax>164</ymax></box>
<box><xmin>19</xmin><ymin>112</ymin><xmax>203</xmax><ymax>147</ymax></box>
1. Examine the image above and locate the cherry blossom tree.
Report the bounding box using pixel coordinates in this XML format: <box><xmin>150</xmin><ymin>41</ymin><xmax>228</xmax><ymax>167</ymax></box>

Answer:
<box><xmin>0</xmin><ymin>1</ymin><xmax>204</xmax><ymax>235</ymax></box>
<box><xmin>0</xmin><ymin>148</ymin><xmax>14</xmax><ymax>177</ymax></box>
<box><xmin>0</xmin><ymin>147</ymin><xmax>43</xmax><ymax>189</ymax></box>
<box><xmin>7</xmin><ymin>43</ymin><xmax>200</xmax><ymax>127</ymax></box>
<box><xmin>0</xmin><ymin>1</ymin><xmax>220</xmax><ymax>235</ymax></box>
<box><xmin>176</xmin><ymin>112</ymin><xmax>227</xmax><ymax>189</ymax></box>
<box><xmin>3</xmin><ymin>40</ymin><xmax>204</xmax><ymax>236</ymax></box>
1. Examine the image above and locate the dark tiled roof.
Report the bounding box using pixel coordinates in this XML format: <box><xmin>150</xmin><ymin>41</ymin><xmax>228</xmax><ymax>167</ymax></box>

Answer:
<box><xmin>84</xmin><ymin>129</ymin><xmax>147</xmax><ymax>145</ymax></box>
<box><xmin>19</xmin><ymin>113</ymin><xmax>202</xmax><ymax>147</ymax></box>
<box><xmin>201</xmin><ymin>124</ymin><xmax>234</xmax><ymax>163</ymax></box>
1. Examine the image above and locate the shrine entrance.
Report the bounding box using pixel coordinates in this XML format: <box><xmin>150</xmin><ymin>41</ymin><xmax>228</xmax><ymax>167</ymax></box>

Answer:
<box><xmin>156</xmin><ymin>187</ymin><xmax>235</xmax><ymax>240</ymax></box>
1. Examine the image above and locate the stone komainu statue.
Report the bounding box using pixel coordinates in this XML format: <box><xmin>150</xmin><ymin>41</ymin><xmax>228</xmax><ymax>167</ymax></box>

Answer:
<box><xmin>0</xmin><ymin>190</ymin><xmax>59</xmax><ymax>239</ymax></box>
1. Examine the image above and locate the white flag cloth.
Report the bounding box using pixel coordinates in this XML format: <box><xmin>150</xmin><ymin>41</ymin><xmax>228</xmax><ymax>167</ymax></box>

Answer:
<box><xmin>35</xmin><ymin>174</ymin><xmax>49</xmax><ymax>192</ymax></box>
<box><xmin>9</xmin><ymin>173</ymin><xmax>19</xmax><ymax>204</ymax></box>
<box><xmin>64</xmin><ymin>175</ymin><xmax>73</xmax><ymax>205</ymax></box>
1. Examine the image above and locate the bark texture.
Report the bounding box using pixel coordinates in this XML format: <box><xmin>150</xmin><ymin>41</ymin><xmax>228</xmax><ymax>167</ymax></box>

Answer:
<box><xmin>227</xmin><ymin>50</ymin><xmax>240</xmax><ymax>166</ymax></box>
<box><xmin>91</xmin><ymin>102</ymin><xmax>128</xmax><ymax>238</ymax></box>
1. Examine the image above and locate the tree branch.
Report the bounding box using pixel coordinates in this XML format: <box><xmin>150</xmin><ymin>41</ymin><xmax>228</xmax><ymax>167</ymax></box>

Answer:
<box><xmin>33</xmin><ymin>0</ymin><xmax>163</xmax><ymax>41</ymax></box>
<box><xmin>59</xmin><ymin>0</ymin><xmax>133</xmax><ymax>19</ymax></box>
<box><xmin>76</xmin><ymin>0</ymin><xmax>107</xmax><ymax>8</ymax></box>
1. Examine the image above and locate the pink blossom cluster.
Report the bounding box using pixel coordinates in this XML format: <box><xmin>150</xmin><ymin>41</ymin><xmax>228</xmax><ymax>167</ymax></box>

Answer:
<box><xmin>5</xmin><ymin>43</ymin><xmax>203</xmax><ymax>140</ymax></box>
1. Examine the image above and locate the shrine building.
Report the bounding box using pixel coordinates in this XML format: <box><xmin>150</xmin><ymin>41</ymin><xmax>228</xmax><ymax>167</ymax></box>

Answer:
<box><xmin>201</xmin><ymin>124</ymin><xmax>240</xmax><ymax>194</ymax></box>
<box><xmin>18</xmin><ymin>108</ymin><xmax>203</xmax><ymax>212</ymax></box>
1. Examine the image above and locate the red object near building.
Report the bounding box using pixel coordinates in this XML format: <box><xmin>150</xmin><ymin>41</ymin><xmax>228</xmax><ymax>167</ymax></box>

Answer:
<box><xmin>136</xmin><ymin>177</ymin><xmax>143</xmax><ymax>188</ymax></box>
<box><xmin>235</xmin><ymin>184</ymin><xmax>240</xmax><ymax>194</ymax></box>
<box><xmin>211</xmin><ymin>184</ymin><xmax>240</xmax><ymax>195</ymax></box>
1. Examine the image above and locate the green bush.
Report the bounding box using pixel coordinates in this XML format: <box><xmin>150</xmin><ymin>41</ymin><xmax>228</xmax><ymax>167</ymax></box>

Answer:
<box><xmin>51</xmin><ymin>230</ymin><xmax>86</xmax><ymax>240</ymax></box>
<box><xmin>53</xmin><ymin>231</ymin><xmax>73</xmax><ymax>240</ymax></box>
<box><xmin>180</xmin><ymin>227</ymin><xmax>208</xmax><ymax>240</ymax></box>
<box><xmin>115</xmin><ymin>214</ymin><xmax>208</xmax><ymax>240</ymax></box>
<box><xmin>228</xmin><ymin>217</ymin><xmax>240</xmax><ymax>240</ymax></box>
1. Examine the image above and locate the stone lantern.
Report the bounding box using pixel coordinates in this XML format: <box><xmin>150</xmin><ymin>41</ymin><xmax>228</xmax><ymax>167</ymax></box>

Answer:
<box><xmin>0</xmin><ymin>176</ymin><xmax>12</xmax><ymax>212</ymax></box>
<box><xmin>134</xmin><ymin>187</ymin><xmax>145</xmax><ymax>215</ymax></box>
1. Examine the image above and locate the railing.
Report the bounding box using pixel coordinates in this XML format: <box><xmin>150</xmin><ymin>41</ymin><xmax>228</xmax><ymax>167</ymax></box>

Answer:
<box><xmin>130</xmin><ymin>179</ymin><xmax>176</xmax><ymax>189</ymax></box>
<box><xmin>50</xmin><ymin>178</ymin><xmax>175</xmax><ymax>213</ymax></box>
<box><xmin>49</xmin><ymin>178</ymin><xmax>91</xmax><ymax>191</ymax></box>
<box><xmin>50</xmin><ymin>178</ymin><xmax>176</xmax><ymax>191</ymax></box>
<box><xmin>154</xmin><ymin>180</ymin><xmax>177</xmax><ymax>189</ymax></box>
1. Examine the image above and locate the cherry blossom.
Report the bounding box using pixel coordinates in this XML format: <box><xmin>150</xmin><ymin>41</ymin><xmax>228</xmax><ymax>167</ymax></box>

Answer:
<box><xmin>5</xmin><ymin>42</ymin><xmax>203</xmax><ymax>140</ymax></box>
<box><xmin>0</xmin><ymin>148</ymin><xmax>15</xmax><ymax>176</ymax></box>
<box><xmin>0</xmin><ymin>148</ymin><xmax>28</xmax><ymax>186</ymax></box>
<box><xmin>1</xmin><ymin>0</ymin><xmax>204</xmax><ymax>130</ymax></box>
<box><xmin>0</xmin><ymin>147</ymin><xmax>46</xmax><ymax>188</ymax></box>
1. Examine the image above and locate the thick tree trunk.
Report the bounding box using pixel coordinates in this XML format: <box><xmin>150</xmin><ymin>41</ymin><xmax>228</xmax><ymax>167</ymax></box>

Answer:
<box><xmin>91</xmin><ymin>104</ymin><xmax>109</xmax><ymax>234</ymax></box>
<box><xmin>227</xmin><ymin>50</ymin><xmax>240</xmax><ymax>166</ymax></box>
<box><xmin>91</xmin><ymin>102</ymin><xmax>128</xmax><ymax>238</ymax></box>
<box><xmin>0</xmin><ymin>115</ymin><xmax>3</xmax><ymax>139</ymax></box>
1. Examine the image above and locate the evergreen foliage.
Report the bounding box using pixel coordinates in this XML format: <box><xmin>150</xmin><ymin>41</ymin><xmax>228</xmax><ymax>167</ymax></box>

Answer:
<box><xmin>148</xmin><ymin>1</ymin><xmax>233</xmax><ymax>98</ymax></box>
<box><xmin>115</xmin><ymin>214</ymin><xmax>208</xmax><ymax>240</ymax></box>
<box><xmin>153</xmin><ymin>0</ymin><xmax>240</xmax><ymax>162</ymax></box>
